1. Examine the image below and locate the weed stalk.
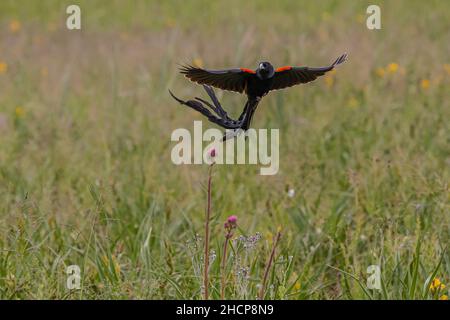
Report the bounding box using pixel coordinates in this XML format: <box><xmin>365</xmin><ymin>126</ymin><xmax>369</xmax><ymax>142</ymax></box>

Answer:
<box><xmin>258</xmin><ymin>230</ymin><xmax>281</xmax><ymax>300</ymax></box>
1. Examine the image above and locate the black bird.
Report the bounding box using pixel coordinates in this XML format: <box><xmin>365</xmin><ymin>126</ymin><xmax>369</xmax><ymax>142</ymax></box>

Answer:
<box><xmin>170</xmin><ymin>53</ymin><xmax>347</xmax><ymax>138</ymax></box>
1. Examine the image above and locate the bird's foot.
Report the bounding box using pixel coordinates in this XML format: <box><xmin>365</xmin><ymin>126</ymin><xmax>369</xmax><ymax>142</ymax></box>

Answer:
<box><xmin>222</xmin><ymin>128</ymin><xmax>245</xmax><ymax>141</ymax></box>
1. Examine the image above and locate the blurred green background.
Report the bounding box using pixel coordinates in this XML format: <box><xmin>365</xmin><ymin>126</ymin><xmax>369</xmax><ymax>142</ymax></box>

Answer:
<box><xmin>0</xmin><ymin>0</ymin><xmax>448</xmax><ymax>299</ymax></box>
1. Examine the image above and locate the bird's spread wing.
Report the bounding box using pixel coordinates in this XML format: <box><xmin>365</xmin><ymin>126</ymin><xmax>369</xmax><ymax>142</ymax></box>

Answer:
<box><xmin>270</xmin><ymin>53</ymin><xmax>347</xmax><ymax>91</ymax></box>
<box><xmin>180</xmin><ymin>65</ymin><xmax>255</xmax><ymax>93</ymax></box>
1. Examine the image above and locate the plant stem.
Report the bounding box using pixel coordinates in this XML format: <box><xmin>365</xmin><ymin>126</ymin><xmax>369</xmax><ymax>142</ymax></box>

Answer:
<box><xmin>221</xmin><ymin>231</ymin><xmax>231</xmax><ymax>300</ymax></box>
<box><xmin>258</xmin><ymin>230</ymin><xmax>281</xmax><ymax>300</ymax></box>
<box><xmin>203</xmin><ymin>163</ymin><xmax>214</xmax><ymax>300</ymax></box>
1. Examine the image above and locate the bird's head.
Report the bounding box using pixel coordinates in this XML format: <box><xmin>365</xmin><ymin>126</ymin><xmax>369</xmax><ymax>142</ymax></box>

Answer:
<box><xmin>256</xmin><ymin>61</ymin><xmax>275</xmax><ymax>79</ymax></box>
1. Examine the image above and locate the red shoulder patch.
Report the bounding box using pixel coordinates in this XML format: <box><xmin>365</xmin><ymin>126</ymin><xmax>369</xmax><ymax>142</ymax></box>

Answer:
<box><xmin>240</xmin><ymin>68</ymin><xmax>256</xmax><ymax>74</ymax></box>
<box><xmin>275</xmin><ymin>66</ymin><xmax>292</xmax><ymax>72</ymax></box>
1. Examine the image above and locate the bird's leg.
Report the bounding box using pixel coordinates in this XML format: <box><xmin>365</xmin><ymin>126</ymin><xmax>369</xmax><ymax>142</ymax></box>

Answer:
<box><xmin>220</xmin><ymin>99</ymin><xmax>253</xmax><ymax>141</ymax></box>
<box><xmin>237</xmin><ymin>100</ymin><xmax>250</xmax><ymax>121</ymax></box>
<box><xmin>240</xmin><ymin>98</ymin><xmax>260</xmax><ymax>131</ymax></box>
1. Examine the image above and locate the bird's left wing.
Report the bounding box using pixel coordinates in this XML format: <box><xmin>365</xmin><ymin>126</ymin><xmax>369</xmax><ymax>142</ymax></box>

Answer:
<box><xmin>270</xmin><ymin>53</ymin><xmax>347</xmax><ymax>91</ymax></box>
<box><xmin>180</xmin><ymin>65</ymin><xmax>255</xmax><ymax>93</ymax></box>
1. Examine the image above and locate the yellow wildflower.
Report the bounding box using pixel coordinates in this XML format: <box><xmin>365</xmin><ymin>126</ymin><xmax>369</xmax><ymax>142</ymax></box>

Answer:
<box><xmin>294</xmin><ymin>281</ymin><xmax>301</xmax><ymax>290</ymax></box>
<box><xmin>375</xmin><ymin>67</ymin><xmax>385</xmax><ymax>78</ymax></box>
<box><xmin>9</xmin><ymin>19</ymin><xmax>21</xmax><ymax>33</ymax></box>
<box><xmin>0</xmin><ymin>62</ymin><xmax>7</xmax><ymax>74</ymax></box>
<box><xmin>15</xmin><ymin>106</ymin><xmax>25</xmax><ymax>118</ymax></box>
<box><xmin>440</xmin><ymin>295</ymin><xmax>448</xmax><ymax>300</ymax></box>
<box><xmin>193</xmin><ymin>58</ymin><xmax>203</xmax><ymax>68</ymax></box>
<box><xmin>387</xmin><ymin>63</ymin><xmax>399</xmax><ymax>73</ymax></box>
<box><xmin>430</xmin><ymin>278</ymin><xmax>446</xmax><ymax>291</ymax></box>
<box><xmin>420</xmin><ymin>79</ymin><xmax>430</xmax><ymax>90</ymax></box>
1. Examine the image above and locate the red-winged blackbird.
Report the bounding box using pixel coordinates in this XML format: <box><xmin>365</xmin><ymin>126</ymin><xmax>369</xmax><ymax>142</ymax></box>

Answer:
<box><xmin>170</xmin><ymin>53</ymin><xmax>347</xmax><ymax>136</ymax></box>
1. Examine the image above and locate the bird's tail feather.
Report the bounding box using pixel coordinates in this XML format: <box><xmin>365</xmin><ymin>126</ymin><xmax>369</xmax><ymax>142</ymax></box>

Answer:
<box><xmin>332</xmin><ymin>53</ymin><xmax>348</xmax><ymax>67</ymax></box>
<box><xmin>169</xmin><ymin>87</ymin><xmax>244</xmax><ymax>130</ymax></box>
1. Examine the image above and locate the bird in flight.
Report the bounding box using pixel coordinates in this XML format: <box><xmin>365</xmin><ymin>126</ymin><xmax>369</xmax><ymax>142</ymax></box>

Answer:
<box><xmin>170</xmin><ymin>53</ymin><xmax>347</xmax><ymax>139</ymax></box>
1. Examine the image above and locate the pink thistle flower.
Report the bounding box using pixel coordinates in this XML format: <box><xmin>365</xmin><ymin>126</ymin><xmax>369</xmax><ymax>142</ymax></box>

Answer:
<box><xmin>224</xmin><ymin>215</ymin><xmax>238</xmax><ymax>231</ymax></box>
<box><xmin>227</xmin><ymin>215</ymin><xmax>237</xmax><ymax>225</ymax></box>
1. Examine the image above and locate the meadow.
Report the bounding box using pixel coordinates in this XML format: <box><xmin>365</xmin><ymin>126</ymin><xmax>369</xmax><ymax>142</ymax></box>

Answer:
<box><xmin>0</xmin><ymin>0</ymin><xmax>448</xmax><ymax>299</ymax></box>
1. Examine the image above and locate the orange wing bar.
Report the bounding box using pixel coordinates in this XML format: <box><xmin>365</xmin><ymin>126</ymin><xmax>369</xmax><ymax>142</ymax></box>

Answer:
<box><xmin>240</xmin><ymin>68</ymin><xmax>256</xmax><ymax>74</ymax></box>
<box><xmin>275</xmin><ymin>66</ymin><xmax>292</xmax><ymax>72</ymax></box>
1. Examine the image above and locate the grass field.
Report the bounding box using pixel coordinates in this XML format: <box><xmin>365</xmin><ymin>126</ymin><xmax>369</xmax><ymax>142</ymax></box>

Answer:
<box><xmin>0</xmin><ymin>0</ymin><xmax>449</xmax><ymax>299</ymax></box>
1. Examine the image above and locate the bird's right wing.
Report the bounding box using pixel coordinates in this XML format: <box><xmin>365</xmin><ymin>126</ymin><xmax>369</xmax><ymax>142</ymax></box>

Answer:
<box><xmin>270</xmin><ymin>53</ymin><xmax>347</xmax><ymax>91</ymax></box>
<box><xmin>180</xmin><ymin>65</ymin><xmax>255</xmax><ymax>93</ymax></box>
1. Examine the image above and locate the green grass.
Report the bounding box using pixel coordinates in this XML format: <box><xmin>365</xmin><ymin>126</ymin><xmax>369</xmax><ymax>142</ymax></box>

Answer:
<box><xmin>0</xmin><ymin>0</ymin><xmax>449</xmax><ymax>299</ymax></box>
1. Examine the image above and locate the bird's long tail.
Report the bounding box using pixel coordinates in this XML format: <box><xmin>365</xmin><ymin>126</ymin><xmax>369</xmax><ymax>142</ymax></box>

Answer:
<box><xmin>169</xmin><ymin>85</ymin><xmax>244</xmax><ymax>130</ymax></box>
<box><xmin>169</xmin><ymin>86</ymin><xmax>262</xmax><ymax>141</ymax></box>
